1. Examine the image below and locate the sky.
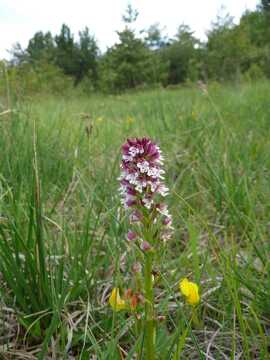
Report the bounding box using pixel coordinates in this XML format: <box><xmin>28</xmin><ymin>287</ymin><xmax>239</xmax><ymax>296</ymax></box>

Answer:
<box><xmin>0</xmin><ymin>0</ymin><xmax>259</xmax><ymax>59</ymax></box>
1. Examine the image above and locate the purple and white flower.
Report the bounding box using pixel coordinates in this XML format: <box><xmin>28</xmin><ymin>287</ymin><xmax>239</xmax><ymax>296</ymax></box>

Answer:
<box><xmin>119</xmin><ymin>138</ymin><xmax>173</xmax><ymax>243</ymax></box>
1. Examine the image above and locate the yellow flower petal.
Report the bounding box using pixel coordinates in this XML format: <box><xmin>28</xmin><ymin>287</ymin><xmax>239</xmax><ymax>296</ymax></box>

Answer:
<box><xmin>109</xmin><ymin>288</ymin><xmax>127</xmax><ymax>311</ymax></box>
<box><xmin>179</xmin><ymin>278</ymin><xmax>200</xmax><ymax>306</ymax></box>
<box><xmin>127</xmin><ymin>116</ymin><xmax>135</xmax><ymax>125</ymax></box>
<box><xmin>180</xmin><ymin>278</ymin><xmax>191</xmax><ymax>297</ymax></box>
<box><xmin>187</xmin><ymin>283</ymin><xmax>199</xmax><ymax>305</ymax></box>
<box><xmin>96</xmin><ymin>116</ymin><xmax>103</xmax><ymax>123</ymax></box>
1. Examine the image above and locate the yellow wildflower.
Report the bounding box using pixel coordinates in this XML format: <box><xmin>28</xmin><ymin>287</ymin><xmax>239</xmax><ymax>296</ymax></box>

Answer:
<box><xmin>109</xmin><ymin>288</ymin><xmax>127</xmax><ymax>311</ymax></box>
<box><xmin>96</xmin><ymin>116</ymin><xmax>103</xmax><ymax>123</ymax></box>
<box><xmin>179</xmin><ymin>278</ymin><xmax>200</xmax><ymax>306</ymax></box>
<box><xmin>127</xmin><ymin>116</ymin><xmax>135</xmax><ymax>125</ymax></box>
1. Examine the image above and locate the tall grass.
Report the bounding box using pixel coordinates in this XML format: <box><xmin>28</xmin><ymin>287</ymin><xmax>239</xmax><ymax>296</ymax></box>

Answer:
<box><xmin>0</xmin><ymin>81</ymin><xmax>269</xmax><ymax>358</ymax></box>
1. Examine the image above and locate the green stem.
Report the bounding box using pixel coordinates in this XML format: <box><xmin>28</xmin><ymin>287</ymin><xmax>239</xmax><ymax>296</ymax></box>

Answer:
<box><xmin>191</xmin><ymin>307</ymin><xmax>203</xmax><ymax>329</ymax></box>
<box><xmin>144</xmin><ymin>253</ymin><xmax>155</xmax><ymax>360</ymax></box>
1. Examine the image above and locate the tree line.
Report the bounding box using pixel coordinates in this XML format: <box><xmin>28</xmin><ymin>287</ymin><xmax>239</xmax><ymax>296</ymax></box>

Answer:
<box><xmin>3</xmin><ymin>0</ymin><xmax>270</xmax><ymax>94</ymax></box>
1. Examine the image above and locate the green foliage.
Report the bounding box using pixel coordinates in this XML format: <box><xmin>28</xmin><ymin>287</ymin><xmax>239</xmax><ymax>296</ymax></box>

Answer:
<box><xmin>243</xmin><ymin>63</ymin><xmax>265</xmax><ymax>82</ymax></box>
<box><xmin>240</xmin><ymin>10</ymin><xmax>267</xmax><ymax>47</ymax></box>
<box><xmin>54</xmin><ymin>24</ymin><xmax>78</xmax><ymax>77</ymax></box>
<box><xmin>54</xmin><ymin>24</ymin><xmax>99</xmax><ymax>86</ymax></box>
<box><xmin>206</xmin><ymin>13</ymin><xmax>248</xmax><ymax>81</ymax></box>
<box><xmin>261</xmin><ymin>0</ymin><xmax>270</xmax><ymax>12</ymax></box>
<box><xmin>76</xmin><ymin>27</ymin><xmax>99</xmax><ymax>86</ymax></box>
<box><xmin>0</xmin><ymin>61</ymin><xmax>74</xmax><ymax>98</ymax></box>
<box><xmin>122</xmin><ymin>3</ymin><xmax>139</xmax><ymax>23</ymax></box>
<box><xmin>0</xmin><ymin>82</ymin><xmax>270</xmax><ymax>357</ymax></box>
<box><xmin>99</xmin><ymin>30</ymin><xmax>163</xmax><ymax>92</ymax></box>
<box><xmin>161</xmin><ymin>25</ymin><xmax>200</xmax><ymax>84</ymax></box>
<box><xmin>3</xmin><ymin>2</ymin><xmax>270</xmax><ymax>93</ymax></box>
<box><xmin>26</xmin><ymin>31</ymin><xmax>55</xmax><ymax>63</ymax></box>
<box><xmin>144</xmin><ymin>23</ymin><xmax>168</xmax><ymax>50</ymax></box>
<box><xmin>9</xmin><ymin>24</ymin><xmax>99</xmax><ymax>90</ymax></box>
<box><xmin>98</xmin><ymin>5</ymin><xmax>168</xmax><ymax>92</ymax></box>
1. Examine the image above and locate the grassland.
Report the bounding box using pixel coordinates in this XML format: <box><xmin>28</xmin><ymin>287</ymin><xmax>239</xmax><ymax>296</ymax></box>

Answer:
<box><xmin>0</xmin><ymin>81</ymin><xmax>269</xmax><ymax>359</ymax></box>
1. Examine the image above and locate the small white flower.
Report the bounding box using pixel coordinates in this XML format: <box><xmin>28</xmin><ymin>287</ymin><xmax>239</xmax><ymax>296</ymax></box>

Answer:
<box><xmin>157</xmin><ymin>205</ymin><xmax>170</xmax><ymax>217</ymax></box>
<box><xmin>137</xmin><ymin>160</ymin><xmax>149</xmax><ymax>173</ymax></box>
<box><xmin>123</xmin><ymin>154</ymin><xmax>133</xmax><ymax>161</ymax></box>
<box><xmin>157</xmin><ymin>184</ymin><xmax>169</xmax><ymax>197</ymax></box>
<box><xmin>126</xmin><ymin>172</ymin><xmax>139</xmax><ymax>184</ymax></box>
<box><xmin>129</xmin><ymin>146</ymin><xmax>140</xmax><ymax>157</ymax></box>
<box><xmin>147</xmin><ymin>167</ymin><xmax>165</xmax><ymax>179</ymax></box>
<box><xmin>142</xmin><ymin>197</ymin><xmax>153</xmax><ymax>209</ymax></box>
<box><xmin>135</xmin><ymin>183</ymin><xmax>143</xmax><ymax>193</ymax></box>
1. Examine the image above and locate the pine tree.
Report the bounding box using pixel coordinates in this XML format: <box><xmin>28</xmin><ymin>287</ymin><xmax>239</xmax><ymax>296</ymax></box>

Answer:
<box><xmin>54</xmin><ymin>24</ymin><xmax>77</xmax><ymax>78</ymax></box>
<box><xmin>99</xmin><ymin>4</ymin><xmax>165</xmax><ymax>91</ymax></box>
<box><xmin>76</xmin><ymin>27</ymin><xmax>99</xmax><ymax>85</ymax></box>
<box><xmin>261</xmin><ymin>0</ymin><xmax>270</xmax><ymax>12</ymax></box>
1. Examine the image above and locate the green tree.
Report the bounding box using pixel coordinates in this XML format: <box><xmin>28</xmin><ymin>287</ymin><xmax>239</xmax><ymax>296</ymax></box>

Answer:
<box><xmin>54</xmin><ymin>24</ymin><xmax>99</xmax><ymax>86</ymax></box>
<box><xmin>240</xmin><ymin>10</ymin><xmax>267</xmax><ymax>47</ymax></box>
<box><xmin>99</xmin><ymin>5</ymin><xmax>166</xmax><ymax>92</ymax></box>
<box><xmin>9</xmin><ymin>43</ymin><xmax>28</xmax><ymax>65</ymax></box>
<box><xmin>99</xmin><ymin>30</ymin><xmax>151</xmax><ymax>91</ymax></box>
<box><xmin>161</xmin><ymin>24</ymin><xmax>200</xmax><ymax>84</ymax></box>
<box><xmin>144</xmin><ymin>23</ymin><xmax>168</xmax><ymax>50</ymax></box>
<box><xmin>206</xmin><ymin>12</ymin><xmax>252</xmax><ymax>81</ymax></box>
<box><xmin>261</xmin><ymin>0</ymin><xmax>270</xmax><ymax>12</ymax></box>
<box><xmin>26</xmin><ymin>31</ymin><xmax>55</xmax><ymax>63</ymax></box>
<box><xmin>75</xmin><ymin>27</ymin><xmax>99</xmax><ymax>86</ymax></box>
<box><xmin>54</xmin><ymin>24</ymin><xmax>78</xmax><ymax>78</ymax></box>
<box><xmin>122</xmin><ymin>3</ymin><xmax>138</xmax><ymax>23</ymax></box>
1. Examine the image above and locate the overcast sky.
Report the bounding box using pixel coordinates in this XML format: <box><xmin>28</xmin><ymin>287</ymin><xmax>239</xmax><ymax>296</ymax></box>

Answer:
<box><xmin>0</xmin><ymin>0</ymin><xmax>259</xmax><ymax>59</ymax></box>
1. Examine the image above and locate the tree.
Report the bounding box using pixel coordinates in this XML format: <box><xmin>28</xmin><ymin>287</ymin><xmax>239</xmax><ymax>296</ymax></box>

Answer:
<box><xmin>26</xmin><ymin>31</ymin><xmax>55</xmax><ymax>63</ymax></box>
<box><xmin>54</xmin><ymin>24</ymin><xmax>78</xmax><ymax>78</ymax></box>
<box><xmin>161</xmin><ymin>24</ymin><xmax>200</xmax><ymax>84</ymax></box>
<box><xmin>240</xmin><ymin>10</ymin><xmax>267</xmax><ymax>47</ymax></box>
<box><xmin>54</xmin><ymin>24</ymin><xmax>99</xmax><ymax>86</ymax></box>
<box><xmin>99</xmin><ymin>30</ymin><xmax>152</xmax><ymax>91</ymax></box>
<box><xmin>76</xmin><ymin>27</ymin><xmax>99</xmax><ymax>85</ymax></box>
<box><xmin>9</xmin><ymin>43</ymin><xmax>28</xmax><ymax>65</ymax></box>
<box><xmin>122</xmin><ymin>3</ymin><xmax>138</xmax><ymax>24</ymax></box>
<box><xmin>144</xmin><ymin>23</ymin><xmax>168</xmax><ymax>50</ymax></box>
<box><xmin>261</xmin><ymin>0</ymin><xmax>270</xmax><ymax>12</ymax></box>
<box><xmin>240</xmin><ymin>7</ymin><xmax>270</xmax><ymax>77</ymax></box>
<box><xmin>9</xmin><ymin>24</ymin><xmax>99</xmax><ymax>87</ymax></box>
<box><xmin>206</xmin><ymin>12</ymin><xmax>252</xmax><ymax>81</ymax></box>
<box><xmin>99</xmin><ymin>5</ymin><xmax>166</xmax><ymax>91</ymax></box>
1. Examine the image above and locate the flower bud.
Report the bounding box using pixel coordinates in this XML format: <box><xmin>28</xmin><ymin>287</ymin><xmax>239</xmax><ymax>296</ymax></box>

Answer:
<box><xmin>132</xmin><ymin>262</ymin><xmax>142</xmax><ymax>273</ymax></box>
<box><xmin>127</xmin><ymin>230</ymin><xmax>137</xmax><ymax>241</ymax></box>
<box><xmin>140</xmin><ymin>241</ymin><xmax>152</xmax><ymax>252</ymax></box>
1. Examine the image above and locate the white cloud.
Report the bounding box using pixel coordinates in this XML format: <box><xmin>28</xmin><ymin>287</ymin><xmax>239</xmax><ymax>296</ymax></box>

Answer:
<box><xmin>0</xmin><ymin>0</ymin><xmax>259</xmax><ymax>59</ymax></box>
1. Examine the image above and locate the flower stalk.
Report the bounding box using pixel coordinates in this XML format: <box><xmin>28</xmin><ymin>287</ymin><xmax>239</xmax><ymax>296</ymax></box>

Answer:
<box><xmin>117</xmin><ymin>137</ymin><xmax>173</xmax><ymax>358</ymax></box>
<box><xmin>144</xmin><ymin>252</ymin><xmax>155</xmax><ymax>360</ymax></box>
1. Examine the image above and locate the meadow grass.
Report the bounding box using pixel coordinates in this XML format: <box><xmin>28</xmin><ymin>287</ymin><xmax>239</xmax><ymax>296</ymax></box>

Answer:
<box><xmin>0</xmin><ymin>81</ymin><xmax>269</xmax><ymax>359</ymax></box>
